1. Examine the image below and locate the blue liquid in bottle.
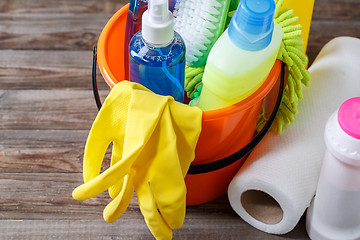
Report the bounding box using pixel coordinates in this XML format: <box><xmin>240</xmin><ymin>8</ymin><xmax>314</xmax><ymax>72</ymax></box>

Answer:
<box><xmin>129</xmin><ymin>31</ymin><xmax>185</xmax><ymax>102</ymax></box>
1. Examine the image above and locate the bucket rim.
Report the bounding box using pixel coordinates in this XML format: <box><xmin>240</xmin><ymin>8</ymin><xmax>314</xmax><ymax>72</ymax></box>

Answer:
<box><xmin>97</xmin><ymin>4</ymin><xmax>129</xmax><ymax>88</ymax></box>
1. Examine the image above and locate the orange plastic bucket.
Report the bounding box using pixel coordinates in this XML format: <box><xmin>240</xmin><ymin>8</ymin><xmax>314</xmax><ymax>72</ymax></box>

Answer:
<box><xmin>95</xmin><ymin>5</ymin><xmax>282</xmax><ymax>205</ymax></box>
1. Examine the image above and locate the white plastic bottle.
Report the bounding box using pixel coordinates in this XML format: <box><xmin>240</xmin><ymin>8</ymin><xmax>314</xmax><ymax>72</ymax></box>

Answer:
<box><xmin>197</xmin><ymin>0</ymin><xmax>283</xmax><ymax>111</ymax></box>
<box><xmin>306</xmin><ymin>97</ymin><xmax>360</xmax><ymax>240</ymax></box>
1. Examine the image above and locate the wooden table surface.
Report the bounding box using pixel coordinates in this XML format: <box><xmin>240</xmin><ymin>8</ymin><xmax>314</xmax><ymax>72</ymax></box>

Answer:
<box><xmin>1</xmin><ymin>0</ymin><xmax>359</xmax><ymax>239</ymax></box>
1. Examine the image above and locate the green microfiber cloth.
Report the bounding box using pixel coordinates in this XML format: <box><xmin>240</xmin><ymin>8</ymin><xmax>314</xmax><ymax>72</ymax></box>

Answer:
<box><xmin>185</xmin><ymin>66</ymin><xmax>204</xmax><ymax>99</ymax></box>
<box><xmin>185</xmin><ymin>0</ymin><xmax>311</xmax><ymax>134</ymax></box>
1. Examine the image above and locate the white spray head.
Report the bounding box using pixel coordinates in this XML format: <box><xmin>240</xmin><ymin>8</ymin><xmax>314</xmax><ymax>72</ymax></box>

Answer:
<box><xmin>142</xmin><ymin>0</ymin><xmax>174</xmax><ymax>45</ymax></box>
<box><xmin>149</xmin><ymin>0</ymin><xmax>168</xmax><ymax>22</ymax></box>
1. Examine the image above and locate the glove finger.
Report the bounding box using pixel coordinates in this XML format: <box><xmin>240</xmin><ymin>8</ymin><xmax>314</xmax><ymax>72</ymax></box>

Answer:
<box><xmin>147</xmin><ymin>106</ymin><xmax>189</xmax><ymax>230</ymax></box>
<box><xmin>109</xmin><ymin>142</ymin><xmax>125</xmax><ymax>199</ymax></box>
<box><xmin>83</xmin><ymin>81</ymin><xmax>142</xmax><ymax>183</ymax></box>
<box><xmin>72</xmin><ymin>157</ymin><xmax>132</xmax><ymax>201</ymax></box>
<box><xmin>83</xmin><ymin>123</ymin><xmax>112</xmax><ymax>183</ymax></box>
<box><xmin>168</xmin><ymin>101</ymin><xmax>202</xmax><ymax>176</ymax></box>
<box><xmin>83</xmin><ymin>82</ymin><xmax>131</xmax><ymax>182</ymax></box>
<box><xmin>137</xmin><ymin>184</ymin><xmax>172</xmax><ymax>240</ymax></box>
<box><xmin>103</xmin><ymin>173</ymin><xmax>134</xmax><ymax>223</ymax></box>
<box><xmin>150</xmin><ymin>180</ymin><xmax>187</xmax><ymax>230</ymax></box>
<box><xmin>108</xmin><ymin>178</ymin><xmax>124</xmax><ymax>200</ymax></box>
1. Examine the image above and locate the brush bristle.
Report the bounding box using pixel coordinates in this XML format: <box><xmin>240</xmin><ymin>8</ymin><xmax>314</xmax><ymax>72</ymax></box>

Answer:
<box><xmin>173</xmin><ymin>0</ymin><xmax>229</xmax><ymax>67</ymax></box>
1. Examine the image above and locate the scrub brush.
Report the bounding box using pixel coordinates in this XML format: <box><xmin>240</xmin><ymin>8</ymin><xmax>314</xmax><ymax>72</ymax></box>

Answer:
<box><xmin>186</xmin><ymin>0</ymin><xmax>310</xmax><ymax>134</ymax></box>
<box><xmin>173</xmin><ymin>0</ymin><xmax>231</xmax><ymax>68</ymax></box>
<box><xmin>184</xmin><ymin>3</ymin><xmax>235</xmax><ymax>100</ymax></box>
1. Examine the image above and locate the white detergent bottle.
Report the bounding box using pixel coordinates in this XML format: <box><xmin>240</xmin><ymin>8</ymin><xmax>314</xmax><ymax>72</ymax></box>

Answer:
<box><xmin>197</xmin><ymin>0</ymin><xmax>284</xmax><ymax>111</ymax></box>
<box><xmin>306</xmin><ymin>97</ymin><xmax>360</xmax><ymax>240</ymax></box>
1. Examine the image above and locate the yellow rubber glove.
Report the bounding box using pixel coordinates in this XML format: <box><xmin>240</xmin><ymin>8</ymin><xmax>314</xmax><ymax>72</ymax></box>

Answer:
<box><xmin>72</xmin><ymin>81</ymin><xmax>202</xmax><ymax>240</ymax></box>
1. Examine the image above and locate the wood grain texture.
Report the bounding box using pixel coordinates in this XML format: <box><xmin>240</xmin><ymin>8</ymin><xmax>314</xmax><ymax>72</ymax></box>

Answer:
<box><xmin>0</xmin><ymin>173</ymin><xmax>233</xmax><ymax>221</ymax></box>
<box><xmin>0</xmin><ymin>50</ymin><xmax>109</xmax><ymax>90</ymax></box>
<box><xmin>0</xmin><ymin>1</ymin><xmax>358</xmax><ymax>86</ymax></box>
<box><xmin>0</xmin><ymin>173</ymin><xmax>309</xmax><ymax>239</ymax></box>
<box><xmin>0</xmin><ymin>130</ymin><xmax>117</xmax><ymax>173</ymax></box>
<box><xmin>0</xmin><ymin>13</ymin><xmax>110</xmax><ymax>50</ymax></box>
<box><xmin>0</xmin><ymin>173</ymin><xmax>134</xmax><ymax>220</ymax></box>
<box><xmin>0</xmin><ymin>0</ymin><xmax>127</xmax><ymax>14</ymax></box>
<box><xmin>0</xmin><ymin>0</ymin><xmax>358</xmax><ymax>60</ymax></box>
<box><xmin>0</xmin><ymin>1</ymin><xmax>127</xmax><ymax>51</ymax></box>
<box><xmin>0</xmin><ymin>90</ymin><xmax>108</xmax><ymax>130</ymax></box>
<box><xmin>0</xmin><ymin>130</ymin><xmax>87</xmax><ymax>173</ymax></box>
<box><xmin>312</xmin><ymin>0</ymin><xmax>360</xmax><ymax>20</ymax></box>
<box><xmin>0</xmin><ymin>219</ymin><xmax>309</xmax><ymax>240</ymax></box>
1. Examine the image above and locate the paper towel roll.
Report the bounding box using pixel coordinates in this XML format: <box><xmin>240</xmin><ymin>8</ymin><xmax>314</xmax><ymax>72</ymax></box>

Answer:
<box><xmin>228</xmin><ymin>37</ymin><xmax>360</xmax><ymax>234</ymax></box>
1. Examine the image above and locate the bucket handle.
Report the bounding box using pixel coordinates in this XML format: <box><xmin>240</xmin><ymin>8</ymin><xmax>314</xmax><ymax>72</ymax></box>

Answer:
<box><xmin>92</xmin><ymin>47</ymin><xmax>103</xmax><ymax>110</ymax></box>
<box><xmin>92</xmin><ymin>46</ymin><xmax>285</xmax><ymax>175</ymax></box>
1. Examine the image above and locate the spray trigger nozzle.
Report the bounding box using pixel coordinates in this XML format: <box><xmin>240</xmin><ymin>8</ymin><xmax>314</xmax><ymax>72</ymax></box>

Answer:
<box><xmin>142</xmin><ymin>0</ymin><xmax>174</xmax><ymax>45</ymax></box>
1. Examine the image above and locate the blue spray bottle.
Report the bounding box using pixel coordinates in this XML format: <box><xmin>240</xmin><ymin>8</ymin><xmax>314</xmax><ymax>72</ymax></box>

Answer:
<box><xmin>129</xmin><ymin>0</ymin><xmax>185</xmax><ymax>102</ymax></box>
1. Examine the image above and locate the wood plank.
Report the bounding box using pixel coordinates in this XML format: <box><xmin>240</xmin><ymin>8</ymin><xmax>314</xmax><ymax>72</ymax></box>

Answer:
<box><xmin>0</xmin><ymin>0</ymin><xmax>358</xmax><ymax>21</ymax></box>
<box><xmin>0</xmin><ymin>1</ymin><xmax>128</xmax><ymax>51</ymax></box>
<box><xmin>0</xmin><ymin>130</ymin><xmax>88</xmax><ymax>173</ymax></box>
<box><xmin>0</xmin><ymin>173</ymin><xmax>234</xmax><ymax>221</ymax></box>
<box><xmin>5</xmin><ymin>17</ymin><xmax>359</xmax><ymax>90</ymax></box>
<box><xmin>0</xmin><ymin>173</ymin><xmax>309</xmax><ymax>239</ymax></box>
<box><xmin>0</xmin><ymin>6</ymin><xmax>358</xmax><ymax>56</ymax></box>
<box><xmin>0</xmin><ymin>50</ymin><xmax>109</xmax><ymax>90</ymax></box>
<box><xmin>0</xmin><ymin>130</ymin><xmax>116</xmax><ymax>173</ymax></box>
<box><xmin>312</xmin><ymin>0</ymin><xmax>360</xmax><ymax>20</ymax></box>
<box><xmin>0</xmin><ymin>13</ymin><xmax>111</xmax><ymax>50</ymax></box>
<box><xmin>0</xmin><ymin>90</ymin><xmax>108</xmax><ymax>130</ymax></box>
<box><xmin>0</xmin><ymin>173</ymin><xmax>134</xmax><ymax>220</ymax></box>
<box><xmin>0</xmin><ymin>0</ymin><xmax>127</xmax><ymax>14</ymax></box>
<box><xmin>0</xmin><ymin>0</ymin><xmax>358</xmax><ymax>19</ymax></box>
<box><xmin>0</xmin><ymin>219</ymin><xmax>309</xmax><ymax>240</ymax></box>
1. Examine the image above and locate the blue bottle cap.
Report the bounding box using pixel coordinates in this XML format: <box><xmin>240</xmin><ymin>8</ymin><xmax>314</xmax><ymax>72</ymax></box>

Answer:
<box><xmin>228</xmin><ymin>0</ymin><xmax>276</xmax><ymax>51</ymax></box>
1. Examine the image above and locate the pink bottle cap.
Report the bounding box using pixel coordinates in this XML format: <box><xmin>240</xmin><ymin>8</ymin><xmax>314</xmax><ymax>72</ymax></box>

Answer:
<box><xmin>338</xmin><ymin>97</ymin><xmax>360</xmax><ymax>140</ymax></box>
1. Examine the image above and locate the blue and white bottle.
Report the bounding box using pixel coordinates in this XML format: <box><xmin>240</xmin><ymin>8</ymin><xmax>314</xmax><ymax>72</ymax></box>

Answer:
<box><xmin>129</xmin><ymin>0</ymin><xmax>185</xmax><ymax>102</ymax></box>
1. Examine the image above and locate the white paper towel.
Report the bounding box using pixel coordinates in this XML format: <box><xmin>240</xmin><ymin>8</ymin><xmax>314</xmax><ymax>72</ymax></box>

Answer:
<box><xmin>228</xmin><ymin>37</ymin><xmax>360</xmax><ymax>234</ymax></box>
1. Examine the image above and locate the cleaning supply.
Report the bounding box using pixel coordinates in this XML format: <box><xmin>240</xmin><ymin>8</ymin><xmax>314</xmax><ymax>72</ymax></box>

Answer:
<box><xmin>124</xmin><ymin>0</ymin><xmax>177</xmax><ymax>79</ymax></box>
<box><xmin>227</xmin><ymin>36</ymin><xmax>360</xmax><ymax>235</ymax></box>
<box><xmin>129</xmin><ymin>0</ymin><xmax>186</xmax><ymax>102</ymax></box>
<box><xmin>197</xmin><ymin>0</ymin><xmax>284</xmax><ymax>111</ymax></box>
<box><xmin>72</xmin><ymin>81</ymin><xmax>202</xmax><ymax>240</ymax></box>
<box><xmin>306</xmin><ymin>97</ymin><xmax>360</xmax><ymax>240</ymax></box>
<box><xmin>185</xmin><ymin>65</ymin><xmax>204</xmax><ymax>99</ymax></box>
<box><xmin>183</xmin><ymin>0</ymin><xmax>234</xmax><ymax>99</ymax></box>
<box><xmin>257</xmin><ymin>0</ymin><xmax>311</xmax><ymax>133</ymax></box>
<box><xmin>173</xmin><ymin>0</ymin><xmax>231</xmax><ymax>68</ymax></box>
<box><xmin>185</xmin><ymin>60</ymin><xmax>282</xmax><ymax>205</ymax></box>
<box><xmin>186</xmin><ymin>0</ymin><xmax>310</xmax><ymax>133</ymax></box>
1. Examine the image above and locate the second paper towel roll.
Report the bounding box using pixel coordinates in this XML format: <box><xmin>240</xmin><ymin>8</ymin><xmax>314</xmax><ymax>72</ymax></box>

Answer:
<box><xmin>228</xmin><ymin>37</ymin><xmax>360</xmax><ymax>234</ymax></box>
